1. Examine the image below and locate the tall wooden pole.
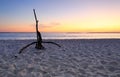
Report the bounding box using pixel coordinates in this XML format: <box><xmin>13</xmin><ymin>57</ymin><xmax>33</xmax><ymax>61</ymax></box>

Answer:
<box><xmin>33</xmin><ymin>9</ymin><xmax>39</xmax><ymax>42</ymax></box>
<box><xmin>33</xmin><ymin>9</ymin><xmax>44</xmax><ymax>49</ymax></box>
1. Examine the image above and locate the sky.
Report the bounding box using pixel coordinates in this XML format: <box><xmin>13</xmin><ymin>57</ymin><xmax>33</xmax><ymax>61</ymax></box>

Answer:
<box><xmin>0</xmin><ymin>0</ymin><xmax>120</xmax><ymax>32</ymax></box>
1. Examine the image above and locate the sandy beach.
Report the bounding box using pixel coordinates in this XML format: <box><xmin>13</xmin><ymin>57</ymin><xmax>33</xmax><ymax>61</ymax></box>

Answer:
<box><xmin>0</xmin><ymin>39</ymin><xmax>120</xmax><ymax>77</ymax></box>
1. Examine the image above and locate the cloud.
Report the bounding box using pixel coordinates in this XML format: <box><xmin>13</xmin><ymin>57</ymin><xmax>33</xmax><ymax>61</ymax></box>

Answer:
<box><xmin>40</xmin><ymin>22</ymin><xmax>61</xmax><ymax>28</ymax></box>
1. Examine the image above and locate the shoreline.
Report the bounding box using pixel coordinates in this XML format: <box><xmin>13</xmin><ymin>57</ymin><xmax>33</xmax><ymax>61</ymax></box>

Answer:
<box><xmin>0</xmin><ymin>39</ymin><xmax>120</xmax><ymax>77</ymax></box>
<box><xmin>1</xmin><ymin>32</ymin><xmax>120</xmax><ymax>40</ymax></box>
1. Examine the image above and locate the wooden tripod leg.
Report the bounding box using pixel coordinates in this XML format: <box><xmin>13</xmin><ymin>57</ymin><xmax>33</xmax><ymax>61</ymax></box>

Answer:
<box><xmin>42</xmin><ymin>41</ymin><xmax>61</xmax><ymax>47</ymax></box>
<box><xmin>15</xmin><ymin>42</ymin><xmax>37</xmax><ymax>58</ymax></box>
<box><xmin>19</xmin><ymin>42</ymin><xmax>37</xmax><ymax>54</ymax></box>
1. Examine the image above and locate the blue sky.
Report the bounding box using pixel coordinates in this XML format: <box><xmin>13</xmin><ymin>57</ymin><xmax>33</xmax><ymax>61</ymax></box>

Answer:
<box><xmin>0</xmin><ymin>0</ymin><xmax>120</xmax><ymax>32</ymax></box>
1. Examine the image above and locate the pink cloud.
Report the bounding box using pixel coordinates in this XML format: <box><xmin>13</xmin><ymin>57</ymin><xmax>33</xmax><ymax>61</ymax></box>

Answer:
<box><xmin>40</xmin><ymin>22</ymin><xmax>61</xmax><ymax>28</ymax></box>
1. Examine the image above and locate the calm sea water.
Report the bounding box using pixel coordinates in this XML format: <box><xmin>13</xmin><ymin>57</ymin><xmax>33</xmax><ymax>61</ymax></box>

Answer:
<box><xmin>0</xmin><ymin>32</ymin><xmax>120</xmax><ymax>40</ymax></box>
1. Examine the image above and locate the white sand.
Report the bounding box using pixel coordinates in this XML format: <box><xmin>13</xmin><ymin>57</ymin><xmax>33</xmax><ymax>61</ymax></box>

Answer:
<box><xmin>0</xmin><ymin>39</ymin><xmax>120</xmax><ymax>77</ymax></box>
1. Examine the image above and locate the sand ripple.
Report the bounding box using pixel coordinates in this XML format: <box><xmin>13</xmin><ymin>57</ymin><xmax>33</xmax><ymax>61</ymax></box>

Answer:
<box><xmin>0</xmin><ymin>39</ymin><xmax>120</xmax><ymax>77</ymax></box>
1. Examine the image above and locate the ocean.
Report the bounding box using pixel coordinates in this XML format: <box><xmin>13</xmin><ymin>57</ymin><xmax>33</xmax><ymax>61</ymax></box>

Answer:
<box><xmin>0</xmin><ymin>32</ymin><xmax>120</xmax><ymax>40</ymax></box>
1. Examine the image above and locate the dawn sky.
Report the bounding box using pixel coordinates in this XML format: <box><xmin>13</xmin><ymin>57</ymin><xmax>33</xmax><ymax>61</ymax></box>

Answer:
<box><xmin>0</xmin><ymin>0</ymin><xmax>120</xmax><ymax>32</ymax></box>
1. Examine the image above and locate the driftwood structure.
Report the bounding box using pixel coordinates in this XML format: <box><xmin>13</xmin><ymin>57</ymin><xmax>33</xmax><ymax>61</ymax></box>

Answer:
<box><xmin>33</xmin><ymin>9</ymin><xmax>45</xmax><ymax>49</ymax></box>
<box><xmin>15</xmin><ymin>9</ymin><xmax>60</xmax><ymax>57</ymax></box>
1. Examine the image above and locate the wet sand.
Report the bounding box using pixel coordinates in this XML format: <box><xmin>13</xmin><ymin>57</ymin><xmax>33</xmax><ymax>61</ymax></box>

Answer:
<box><xmin>0</xmin><ymin>39</ymin><xmax>120</xmax><ymax>77</ymax></box>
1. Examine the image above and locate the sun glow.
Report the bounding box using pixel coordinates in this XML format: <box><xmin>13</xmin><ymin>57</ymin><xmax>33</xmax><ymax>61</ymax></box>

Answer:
<box><xmin>0</xmin><ymin>0</ymin><xmax>120</xmax><ymax>32</ymax></box>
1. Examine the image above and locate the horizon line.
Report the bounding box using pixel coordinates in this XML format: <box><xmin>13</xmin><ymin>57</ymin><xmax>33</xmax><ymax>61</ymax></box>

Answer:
<box><xmin>0</xmin><ymin>32</ymin><xmax>120</xmax><ymax>33</ymax></box>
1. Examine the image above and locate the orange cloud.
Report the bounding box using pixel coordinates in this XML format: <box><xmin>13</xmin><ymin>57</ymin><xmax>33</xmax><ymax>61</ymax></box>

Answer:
<box><xmin>39</xmin><ymin>22</ymin><xmax>61</xmax><ymax>28</ymax></box>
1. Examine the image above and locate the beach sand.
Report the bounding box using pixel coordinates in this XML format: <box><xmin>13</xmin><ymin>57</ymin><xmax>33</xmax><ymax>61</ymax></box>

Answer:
<box><xmin>0</xmin><ymin>39</ymin><xmax>120</xmax><ymax>77</ymax></box>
